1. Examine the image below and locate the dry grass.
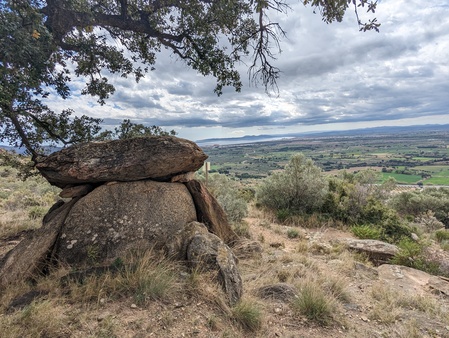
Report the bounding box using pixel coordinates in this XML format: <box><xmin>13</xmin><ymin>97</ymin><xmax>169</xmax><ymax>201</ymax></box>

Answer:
<box><xmin>65</xmin><ymin>249</ymin><xmax>181</xmax><ymax>306</ymax></box>
<box><xmin>0</xmin><ymin>300</ymin><xmax>72</xmax><ymax>338</ymax></box>
<box><xmin>231</xmin><ymin>298</ymin><xmax>263</xmax><ymax>332</ymax></box>
<box><xmin>291</xmin><ymin>277</ymin><xmax>337</xmax><ymax>325</ymax></box>
<box><xmin>369</xmin><ymin>283</ymin><xmax>404</xmax><ymax>323</ymax></box>
<box><xmin>0</xmin><ymin>210</ymin><xmax>42</xmax><ymax>239</ymax></box>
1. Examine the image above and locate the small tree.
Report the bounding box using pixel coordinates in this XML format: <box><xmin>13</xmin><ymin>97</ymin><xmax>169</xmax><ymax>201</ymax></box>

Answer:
<box><xmin>256</xmin><ymin>153</ymin><xmax>328</xmax><ymax>214</ymax></box>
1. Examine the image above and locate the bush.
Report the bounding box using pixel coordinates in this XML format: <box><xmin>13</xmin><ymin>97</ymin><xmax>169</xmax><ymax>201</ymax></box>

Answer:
<box><xmin>287</xmin><ymin>228</ymin><xmax>300</xmax><ymax>239</ymax></box>
<box><xmin>28</xmin><ymin>206</ymin><xmax>48</xmax><ymax>220</ymax></box>
<box><xmin>390</xmin><ymin>188</ymin><xmax>449</xmax><ymax>222</ymax></box>
<box><xmin>322</xmin><ymin>173</ymin><xmax>397</xmax><ymax>226</ymax></box>
<box><xmin>351</xmin><ymin>225</ymin><xmax>382</xmax><ymax>240</ymax></box>
<box><xmin>435</xmin><ymin>229</ymin><xmax>449</xmax><ymax>242</ymax></box>
<box><xmin>256</xmin><ymin>154</ymin><xmax>328</xmax><ymax>214</ymax></box>
<box><xmin>276</xmin><ymin>209</ymin><xmax>291</xmax><ymax>223</ymax></box>
<box><xmin>391</xmin><ymin>238</ymin><xmax>440</xmax><ymax>275</ymax></box>
<box><xmin>415</xmin><ymin>210</ymin><xmax>444</xmax><ymax>232</ymax></box>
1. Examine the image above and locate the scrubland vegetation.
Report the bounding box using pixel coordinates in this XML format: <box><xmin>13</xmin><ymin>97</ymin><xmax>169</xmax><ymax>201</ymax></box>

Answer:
<box><xmin>2</xmin><ymin>146</ymin><xmax>449</xmax><ymax>337</ymax></box>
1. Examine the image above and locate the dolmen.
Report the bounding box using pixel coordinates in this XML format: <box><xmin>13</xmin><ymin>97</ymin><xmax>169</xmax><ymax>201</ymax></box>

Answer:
<box><xmin>0</xmin><ymin>136</ymin><xmax>242</xmax><ymax>304</ymax></box>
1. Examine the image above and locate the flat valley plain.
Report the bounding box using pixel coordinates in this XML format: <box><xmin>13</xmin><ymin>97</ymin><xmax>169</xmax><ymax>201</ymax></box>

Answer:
<box><xmin>202</xmin><ymin>129</ymin><xmax>449</xmax><ymax>185</ymax></box>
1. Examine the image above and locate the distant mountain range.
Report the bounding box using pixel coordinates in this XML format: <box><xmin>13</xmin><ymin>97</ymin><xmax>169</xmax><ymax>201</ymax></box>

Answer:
<box><xmin>2</xmin><ymin>124</ymin><xmax>449</xmax><ymax>153</ymax></box>
<box><xmin>196</xmin><ymin>124</ymin><xmax>449</xmax><ymax>146</ymax></box>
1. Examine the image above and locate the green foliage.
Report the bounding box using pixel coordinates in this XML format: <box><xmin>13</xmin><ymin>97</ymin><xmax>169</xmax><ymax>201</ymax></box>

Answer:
<box><xmin>391</xmin><ymin>238</ymin><xmax>440</xmax><ymax>275</ymax></box>
<box><xmin>320</xmin><ymin>170</ymin><xmax>411</xmax><ymax>243</ymax></box>
<box><xmin>390</xmin><ymin>188</ymin><xmax>449</xmax><ymax>222</ymax></box>
<box><xmin>351</xmin><ymin>225</ymin><xmax>382</xmax><ymax>240</ymax></box>
<box><xmin>435</xmin><ymin>230</ymin><xmax>449</xmax><ymax>242</ymax></box>
<box><xmin>256</xmin><ymin>153</ymin><xmax>328</xmax><ymax>214</ymax></box>
<box><xmin>233</xmin><ymin>220</ymin><xmax>251</xmax><ymax>238</ymax></box>
<box><xmin>28</xmin><ymin>206</ymin><xmax>47</xmax><ymax>220</ymax></box>
<box><xmin>99</xmin><ymin>119</ymin><xmax>176</xmax><ymax>140</ymax></box>
<box><xmin>287</xmin><ymin>228</ymin><xmax>300</xmax><ymax>239</ymax></box>
<box><xmin>201</xmin><ymin>173</ymin><xmax>248</xmax><ymax>223</ymax></box>
<box><xmin>276</xmin><ymin>209</ymin><xmax>291</xmax><ymax>223</ymax></box>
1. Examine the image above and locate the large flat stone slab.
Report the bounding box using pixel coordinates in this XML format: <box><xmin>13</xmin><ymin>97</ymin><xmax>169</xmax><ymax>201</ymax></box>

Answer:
<box><xmin>36</xmin><ymin>136</ymin><xmax>208</xmax><ymax>188</ymax></box>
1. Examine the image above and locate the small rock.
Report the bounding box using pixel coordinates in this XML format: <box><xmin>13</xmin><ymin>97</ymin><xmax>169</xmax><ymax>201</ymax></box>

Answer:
<box><xmin>411</xmin><ymin>233</ymin><xmax>420</xmax><ymax>241</ymax></box>
<box><xmin>59</xmin><ymin>184</ymin><xmax>94</xmax><ymax>198</ymax></box>
<box><xmin>232</xmin><ymin>239</ymin><xmax>263</xmax><ymax>259</ymax></box>
<box><xmin>270</xmin><ymin>242</ymin><xmax>284</xmax><ymax>248</ymax></box>
<box><xmin>361</xmin><ymin>316</ymin><xmax>369</xmax><ymax>322</ymax></box>
<box><xmin>256</xmin><ymin>283</ymin><xmax>298</xmax><ymax>302</ymax></box>
<box><xmin>339</xmin><ymin>238</ymin><xmax>399</xmax><ymax>265</ymax></box>
<box><xmin>274</xmin><ymin>307</ymin><xmax>282</xmax><ymax>314</ymax></box>
<box><xmin>130</xmin><ymin>303</ymin><xmax>138</xmax><ymax>309</ymax></box>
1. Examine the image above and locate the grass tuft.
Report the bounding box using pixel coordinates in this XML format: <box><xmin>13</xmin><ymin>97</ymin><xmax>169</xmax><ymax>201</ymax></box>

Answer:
<box><xmin>291</xmin><ymin>280</ymin><xmax>335</xmax><ymax>325</ymax></box>
<box><xmin>231</xmin><ymin>299</ymin><xmax>263</xmax><ymax>332</ymax></box>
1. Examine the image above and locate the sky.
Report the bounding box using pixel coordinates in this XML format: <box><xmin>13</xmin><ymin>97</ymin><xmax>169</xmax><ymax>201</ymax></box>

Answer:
<box><xmin>47</xmin><ymin>0</ymin><xmax>449</xmax><ymax>142</ymax></box>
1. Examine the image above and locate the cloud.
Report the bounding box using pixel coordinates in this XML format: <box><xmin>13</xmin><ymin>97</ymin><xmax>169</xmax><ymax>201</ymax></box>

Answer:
<box><xmin>43</xmin><ymin>0</ymin><xmax>449</xmax><ymax>140</ymax></box>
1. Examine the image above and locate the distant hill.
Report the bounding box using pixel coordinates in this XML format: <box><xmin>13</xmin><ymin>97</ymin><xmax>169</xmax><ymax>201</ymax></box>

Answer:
<box><xmin>196</xmin><ymin>124</ymin><xmax>449</xmax><ymax>146</ymax></box>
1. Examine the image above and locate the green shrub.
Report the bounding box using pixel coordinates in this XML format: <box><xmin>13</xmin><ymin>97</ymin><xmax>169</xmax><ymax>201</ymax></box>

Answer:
<box><xmin>256</xmin><ymin>153</ymin><xmax>328</xmax><ymax>214</ymax></box>
<box><xmin>276</xmin><ymin>209</ymin><xmax>291</xmax><ymax>223</ymax></box>
<box><xmin>351</xmin><ymin>225</ymin><xmax>382</xmax><ymax>240</ymax></box>
<box><xmin>323</xmin><ymin>173</ymin><xmax>399</xmax><ymax>227</ymax></box>
<box><xmin>28</xmin><ymin>206</ymin><xmax>48</xmax><ymax>220</ymax></box>
<box><xmin>391</xmin><ymin>238</ymin><xmax>440</xmax><ymax>275</ymax></box>
<box><xmin>390</xmin><ymin>187</ymin><xmax>449</xmax><ymax>221</ymax></box>
<box><xmin>287</xmin><ymin>228</ymin><xmax>300</xmax><ymax>239</ymax></box>
<box><xmin>435</xmin><ymin>230</ymin><xmax>449</xmax><ymax>242</ymax></box>
<box><xmin>233</xmin><ymin>220</ymin><xmax>251</xmax><ymax>238</ymax></box>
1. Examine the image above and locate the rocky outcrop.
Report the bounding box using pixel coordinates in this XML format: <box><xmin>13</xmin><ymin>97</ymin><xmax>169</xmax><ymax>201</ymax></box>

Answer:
<box><xmin>0</xmin><ymin>137</ymin><xmax>242</xmax><ymax>305</ymax></box>
<box><xmin>36</xmin><ymin>136</ymin><xmax>207</xmax><ymax>188</ymax></box>
<box><xmin>338</xmin><ymin>239</ymin><xmax>399</xmax><ymax>265</ymax></box>
<box><xmin>378</xmin><ymin>264</ymin><xmax>449</xmax><ymax>297</ymax></box>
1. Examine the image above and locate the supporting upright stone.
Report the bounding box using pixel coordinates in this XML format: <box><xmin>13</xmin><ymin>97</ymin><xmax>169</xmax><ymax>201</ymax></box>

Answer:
<box><xmin>185</xmin><ymin>180</ymin><xmax>238</xmax><ymax>245</ymax></box>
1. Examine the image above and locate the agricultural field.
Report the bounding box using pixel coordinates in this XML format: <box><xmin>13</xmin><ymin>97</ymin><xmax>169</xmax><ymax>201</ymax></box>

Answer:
<box><xmin>202</xmin><ymin>129</ymin><xmax>449</xmax><ymax>185</ymax></box>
